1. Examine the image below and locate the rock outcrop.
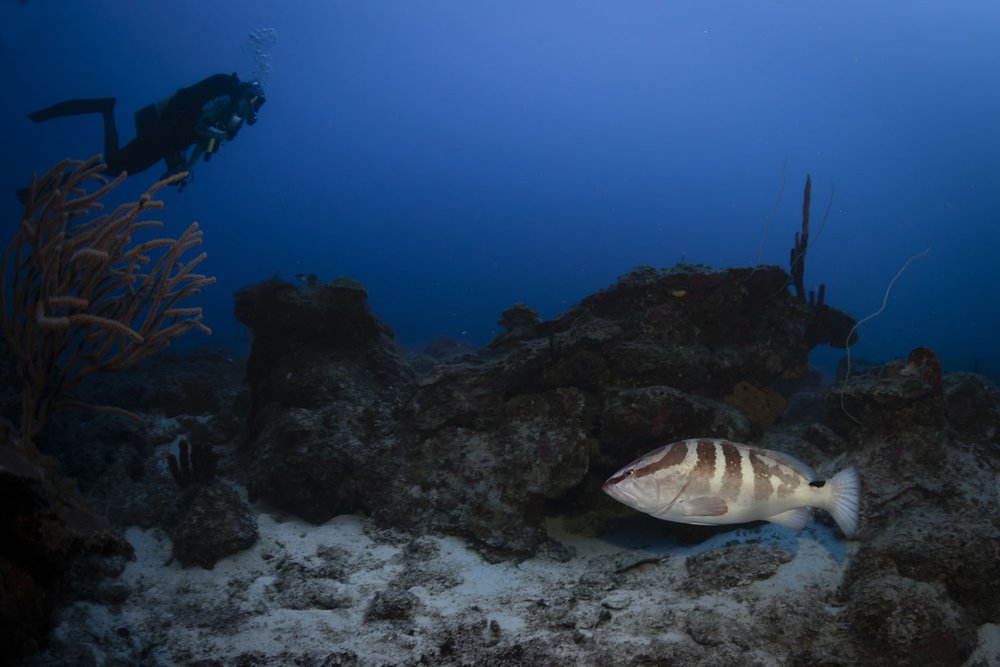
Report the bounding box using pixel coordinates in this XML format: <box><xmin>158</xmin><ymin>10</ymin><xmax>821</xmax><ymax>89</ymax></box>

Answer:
<box><xmin>235</xmin><ymin>265</ymin><xmax>854</xmax><ymax>556</ymax></box>
<box><xmin>9</xmin><ymin>261</ymin><xmax>1000</xmax><ymax>667</ymax></box>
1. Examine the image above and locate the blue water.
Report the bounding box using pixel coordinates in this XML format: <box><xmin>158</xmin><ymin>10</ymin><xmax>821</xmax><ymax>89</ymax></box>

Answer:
<box><xmin>2</xmin><ymin>1</ymin><xmax>998</xmax><ymax>381</ymax></box>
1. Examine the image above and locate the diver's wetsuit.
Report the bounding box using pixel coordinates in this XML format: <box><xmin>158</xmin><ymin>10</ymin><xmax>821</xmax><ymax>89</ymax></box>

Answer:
<box><xmin>20</xmin><ymin>73</ymin><xmax>255</xmax><ymax>202</ymax></box>
<box><xmin>107</xmin><ymin>73</ymin><xmax>245</xmax><ymax>177</ymax></box>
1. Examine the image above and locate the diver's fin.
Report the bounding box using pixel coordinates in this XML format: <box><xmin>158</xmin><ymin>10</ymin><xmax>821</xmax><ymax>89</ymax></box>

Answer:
<box><xmin>27</xmin><ymin>97</ymin><xmax>115</xmax><ymax>123</ymax></box>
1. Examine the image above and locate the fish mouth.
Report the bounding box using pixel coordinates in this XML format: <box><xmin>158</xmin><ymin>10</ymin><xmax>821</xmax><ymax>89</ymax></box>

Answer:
<box><xmin>602</xmin><ymin>479</ymin><xmax>633</xmax><ymax>504</ymax></box>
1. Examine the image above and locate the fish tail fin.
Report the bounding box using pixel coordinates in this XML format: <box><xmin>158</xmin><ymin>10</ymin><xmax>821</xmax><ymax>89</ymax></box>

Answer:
<box><xmin>826</xmin><ymin>466</ymin><xmax>860</xmax><ymax>538</ymax></box>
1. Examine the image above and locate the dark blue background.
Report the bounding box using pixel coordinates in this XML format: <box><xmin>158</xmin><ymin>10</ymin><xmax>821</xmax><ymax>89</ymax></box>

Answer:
<box><xmin>2</xmin><ymin>1</ymin><xmax>998</xmax><ymax>380</ymax></box>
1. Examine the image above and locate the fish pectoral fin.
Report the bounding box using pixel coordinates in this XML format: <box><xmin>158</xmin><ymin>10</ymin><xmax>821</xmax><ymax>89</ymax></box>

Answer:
<box><xmin>679</xmin><ymin>496</ymin><xmax>729</xmax><ymax>517</ymax></box>
<box><xmin>766</xmin><ymin>507</ymin><xmax>811</xmax><ymax>531</ymax></box>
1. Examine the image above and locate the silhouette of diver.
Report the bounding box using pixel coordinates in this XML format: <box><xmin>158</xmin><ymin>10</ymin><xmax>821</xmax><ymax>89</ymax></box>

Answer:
<box><xmin>18</xmin><ymin>73</ymin><xmax>265</xmax><ymax>202</ymax></box>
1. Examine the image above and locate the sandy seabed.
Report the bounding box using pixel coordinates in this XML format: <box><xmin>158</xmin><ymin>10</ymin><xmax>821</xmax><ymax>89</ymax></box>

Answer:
<box><xmin>27</xmin><ymin>495</ymin><xmax>1000</xmax><ymax>666</ymax></box>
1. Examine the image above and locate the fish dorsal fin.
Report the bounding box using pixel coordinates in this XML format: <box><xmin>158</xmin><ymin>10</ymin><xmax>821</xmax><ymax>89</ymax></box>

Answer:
<box><xmin>679</xmin><ymin>496</ymin><xmax>729</xmax><ymax>517</ymax></box>
<box><xmin>757</xmin><ymin>448</ymin><xmax>817</xmax><ymax>481</ymax></box>
<box><xmin>766</xmin><ymin>507</ymin><xmax>811</xmax><ymax>531</ymax></box>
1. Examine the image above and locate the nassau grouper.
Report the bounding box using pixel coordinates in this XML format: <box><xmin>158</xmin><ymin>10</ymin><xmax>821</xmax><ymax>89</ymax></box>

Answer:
<box><xmin>603</xmin><ymin>438</ymin><xmax>860</xmax><ymax>538</ymax></box>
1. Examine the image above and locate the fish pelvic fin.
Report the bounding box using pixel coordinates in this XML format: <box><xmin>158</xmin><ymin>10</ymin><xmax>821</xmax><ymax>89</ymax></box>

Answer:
<box><xmin>767</xmin><ymin>507</ymin><xmax>811</xmax><ymax>531</ymax></box>
<box><xmin>679</xmin><ymin>496</ymin><xmax>729</xmax><ymax>517</ymax></box>
<box><xmin>826</xmin><ymin>466</ymin><xmax>860</xmax><ymax>538</ymax></box>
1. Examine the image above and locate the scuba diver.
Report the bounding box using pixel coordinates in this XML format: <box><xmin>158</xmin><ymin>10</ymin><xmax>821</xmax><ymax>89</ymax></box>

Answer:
<box><xmin>18</xmin><ymin>72</ymin><xmax>265</xmax><ymax>202</ymax></box>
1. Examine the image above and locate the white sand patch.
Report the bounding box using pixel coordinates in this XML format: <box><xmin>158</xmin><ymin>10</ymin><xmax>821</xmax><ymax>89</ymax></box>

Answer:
<box><xmin>30</xmin><ymin>507</ymin><xmax>858</xmax><ymax>665</ymax></box>
<box><xmin>964</xmin><ymin>624</ymin><xmax>1000</xmax><ymax>667</ymax></box>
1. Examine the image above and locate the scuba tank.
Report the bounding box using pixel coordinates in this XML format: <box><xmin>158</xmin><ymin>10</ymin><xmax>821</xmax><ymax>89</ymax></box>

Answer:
<box><xmin>204</xmin><ymin>113</ymin><xmax>244</xmax><ymax>161</ymax></box>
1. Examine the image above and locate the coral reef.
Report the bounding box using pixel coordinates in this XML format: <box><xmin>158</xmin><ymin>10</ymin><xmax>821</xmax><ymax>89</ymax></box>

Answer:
<box><xmin>902</xmin><ymin>345</ymin><xmax>942</xmax><ymax>387</ymax></box>
<box><xmin>234</xmin><ymin>264</ymin><xmax>855</xmax><ymax>557</ymax></box>
<box><xmin>1</xmin><ymin>156</ymin><xmax>214</xmax><ymax>441</ymax></box>
<box><xmin>4</xmin><ymin>179</ymin><xmax>997</xmax><ymax>664</ymax></box>
<box><xmin>161</xmin><ymin>438</ymin><xmax>257</xmax><ymax>568</ymax></box>
<box><xmin>789</xmin><ymin>174</ymin><xmax>813</xmax><ymax>303</ymax></box>
<box><xmin>233</xmin><ymin>276</ymin><xmax>415</xmax><ymax>524</ymax></box>
<box><xmin>0</xmin><ymin>431</ymin><xmax>133</xmax><ymax>660</ymax></box>
<box><xmin>0</xmin><ymin>157</ymin><xmax>216</xmax><ymax>662</ymax></box>
<box><xmin>166</xmin><ymin>438</ymin><xmax>217</xmax><ymax>488</ymax></box>
<box><xmin>724</xmin><ymin>380</ymin><xmax>787</xmax><ymax>425</ymax></box>
<box><xmin>167</xmin><ymin>482</ymin><xmax>258</xmax><ymax>569</ymax></box>
<box><xmin>831</xmin><ymin>355</ymin><xmax>1000</xmax><ymax>666</ymax></box>
<box><xmin>10</xmin><ymin>267</ymin><xmax>1000</xmax><ymax>666</ymax></box>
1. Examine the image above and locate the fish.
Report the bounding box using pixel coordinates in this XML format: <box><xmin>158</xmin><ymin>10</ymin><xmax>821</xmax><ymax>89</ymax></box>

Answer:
<box><xmin>602</xmin><ymin>438</ymin><xmax>860</xmax><ymax>538</ymax></box>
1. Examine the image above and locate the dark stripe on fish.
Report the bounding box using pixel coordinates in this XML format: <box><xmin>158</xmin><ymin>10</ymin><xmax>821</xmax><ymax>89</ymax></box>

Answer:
<box><xmin>720</xmin><ymin>440</ymin><xmax>743</xmax><ymax>499</ymax></box>
<box><xmin>634</xmin><ymin>441</ymin><xmax>687</xmax><ymax>478</ymax></box>
<box><xmin>687</xmin><ymin>439</ymin><xmax>717</xmax><ymax>496</ymax></box>
<box><xmin>749</xmin><ymin>450</ymin><xmax>772</xmax><ymax>501</ymax></box>
<box><xmin>750</xmin><ymin>449</ymin><xmax>803</xmax><ymax>499</ymax></box>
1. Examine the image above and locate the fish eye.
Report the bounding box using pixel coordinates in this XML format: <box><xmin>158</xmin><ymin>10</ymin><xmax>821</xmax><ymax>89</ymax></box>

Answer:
<box><xmin>625</xmin><ymin>468</ymin><xmax>635</xmax><ymax>477</ymax></box>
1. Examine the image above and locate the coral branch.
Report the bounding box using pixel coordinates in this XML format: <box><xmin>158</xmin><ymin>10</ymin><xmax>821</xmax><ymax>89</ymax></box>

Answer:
<box><xmin>789</xmin><ymin>175</ymin><xmax>811</xmax><ymax>302</ymax></box>
<box><xmin>1</xmin><ymin>157</ymin><xmax>215</xmax><ymax>441</ymax></box>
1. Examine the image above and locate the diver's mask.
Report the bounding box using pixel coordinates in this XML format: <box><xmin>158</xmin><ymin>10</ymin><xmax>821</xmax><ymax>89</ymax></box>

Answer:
<box><xmin>244</xmin><ymin>81</ymin><xmax>266</xmax><ymax>126</ymax></box>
